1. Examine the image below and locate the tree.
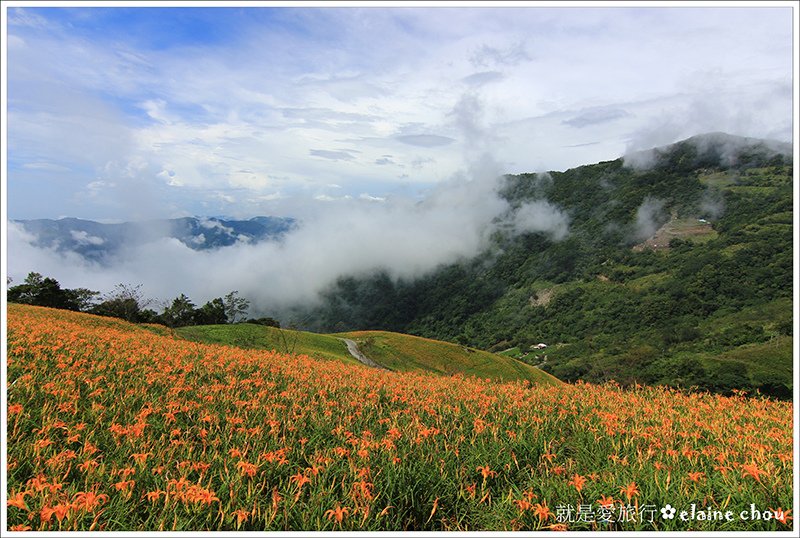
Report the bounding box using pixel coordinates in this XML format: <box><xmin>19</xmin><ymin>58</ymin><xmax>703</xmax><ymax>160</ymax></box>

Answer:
<box><xmin>64</xmin><ymin>287</ymin><xmax>101</xmax><ymax>312</ymax></box>
<box><xmin>160</xmin><ymin>294</ymin><xmax>197</xmax><ymax>328</ymax></box>
<box><xmin>7</xmin><ymin>272</ymin><xmax>97</xmax><ymax>311</ymax></box>
<box><xmin>223</xmin><ymin>291</ymin><xmax>250</xmax><ymax>323</ymax></box>
<box><xmin>91</xmin><ymin>283</ymin><xmax>151</xmax><ymax>322</ymax></box>
<box><xmin>195</xmin><ymin>298</ymin><xmax>228</xmax><ymax>325</ymax></box>
<box><xmin>246</xmin><ymin>317</ymin><xmax>280</xmax><ymax>328</ymax></box>
<box><xmin>7</xmin><ymin>272</ymin><xmax>45</xmax><ymax>304</ymax></box>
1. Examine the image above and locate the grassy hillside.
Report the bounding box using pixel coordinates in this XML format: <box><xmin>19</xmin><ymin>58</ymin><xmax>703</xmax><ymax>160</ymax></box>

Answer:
<box><xmin>177</xmin><ymin>323</ymin><xmax>361</xmax><ymax>366</ymax></box>
<box><xmin>6</xmin><ymin>303</ymin><xmax>792</xmax><ymax>531</ymax></box>
<box><xmin>176</xmin><ymin>323</ymin><xmax>558</xmax><ymax>385</ymax></box>
<box><xmin>338</xmin><ymin>330</ymin><xmax>561</xmax><ymax>386</ymax></box>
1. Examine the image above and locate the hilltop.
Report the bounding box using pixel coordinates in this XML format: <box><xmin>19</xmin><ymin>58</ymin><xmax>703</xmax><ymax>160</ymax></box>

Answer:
<box><xmin>337</xmin><ymin>330</ymin><xmax>560</xmax><ymax>385</ymax></box>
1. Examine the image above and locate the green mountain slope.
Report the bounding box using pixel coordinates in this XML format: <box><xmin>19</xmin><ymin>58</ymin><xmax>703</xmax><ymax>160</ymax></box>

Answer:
<box><xmin>338</xmin><ymin>330</ymin><xmax>561</xmax><ymax>386</ymax></box>
<box><xmin>176</xmin><ymin>323</ymin><xmax>561</xmax><ymax>385</ymax></box>
<box><xmin>177</xmin><ymin>323</ymin><xmax>362</xmax><ymax>365</ymax></box>
<box><xmin>298</xmin><ymin>133</ymin><xmax>793</xmax><ymax>398</ymax></box>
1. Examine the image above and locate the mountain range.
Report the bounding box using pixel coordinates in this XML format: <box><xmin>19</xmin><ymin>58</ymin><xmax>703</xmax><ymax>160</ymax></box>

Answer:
<box><xmin>12</xmin><ymin>215</ymin><xmax>296</xmax><ymax>261</ymax></box>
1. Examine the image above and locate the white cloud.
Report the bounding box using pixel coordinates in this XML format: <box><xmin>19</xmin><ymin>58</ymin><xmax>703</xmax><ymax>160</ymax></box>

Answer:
<box><xmin>69</xmin><ymin>230</ymin><xmax>105</xmax><ymax>246</ymax></box>
<box><xmin>21</xmin><ymin>161</ymin><xmax>68</xmax><ymax>171</ymax></box>
<box><xmin>634</xmin><ymin>197</ymin><xmax>666</xmax><ymax>242</ymax></box>
<box><xmin>359</xmin><ymin>193</ymin><xmax>386</xmax><ymax>202</ymax></box>
<box><xmin>512</xmin><ymin>201</ymin><xmax>570</xmax><ymax>241</ymax></box>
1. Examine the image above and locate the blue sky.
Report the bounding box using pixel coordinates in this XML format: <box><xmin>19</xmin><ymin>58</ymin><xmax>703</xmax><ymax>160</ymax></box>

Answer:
<box><xmin>4</xmin><ymin>2</ymin><xmax>795</xmax><ymax>221</ymax></box>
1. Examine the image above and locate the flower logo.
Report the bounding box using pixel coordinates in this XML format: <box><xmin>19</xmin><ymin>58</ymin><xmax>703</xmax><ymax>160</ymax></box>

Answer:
<box><xmin>661</xmin><ymin>504</ymin><xmax>677</xmax><ymax>520</ymax></box>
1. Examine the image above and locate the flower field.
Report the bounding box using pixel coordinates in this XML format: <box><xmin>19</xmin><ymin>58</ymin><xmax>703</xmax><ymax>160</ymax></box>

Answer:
<box><xmin>5</xmin><ymin>304</ymin><xmax>795</xmax><ymax>531</ymax></box>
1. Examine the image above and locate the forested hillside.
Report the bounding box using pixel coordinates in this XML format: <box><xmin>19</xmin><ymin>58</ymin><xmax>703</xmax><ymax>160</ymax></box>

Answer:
<box><xmin>298</xmin><ymin>133</ymin><xmax>794</xmax><ymax>397</ymax></box>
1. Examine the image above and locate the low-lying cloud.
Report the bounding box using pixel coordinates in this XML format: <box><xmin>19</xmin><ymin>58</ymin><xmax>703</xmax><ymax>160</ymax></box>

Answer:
<box><xmin>7</xmin><ymin>173</ymin><xmax>570</xmax><ymax>317</ymax></box>
<box><xmin>633</xmin><ymin>197</ymin><xmax>666</xmax><ymax>242</ymax></box>
<box><xmin>512</xmin><ymin>200</ymin><xmax>570</xmax><ymax>241</ymax></box>
<box><xmin>623</xmin><ymin>131</ymin><xmax>792</xmax><ymax>171</ymax></box>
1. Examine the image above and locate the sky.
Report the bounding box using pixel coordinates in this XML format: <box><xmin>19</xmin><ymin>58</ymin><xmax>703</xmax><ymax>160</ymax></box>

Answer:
<box><xmin>3</xmin><ymin>2</ymin><xmax>795</xmax><ymax>222</ymax></box>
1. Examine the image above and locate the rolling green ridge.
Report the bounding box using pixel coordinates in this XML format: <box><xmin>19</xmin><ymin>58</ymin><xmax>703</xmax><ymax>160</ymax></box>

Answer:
<box><xmin>176</xmin><ymin>323</ymin><xmax>361</xmax><ymax>366</ymax></box>
<box><xmin>296</xmin><ymin>133</ymin><xmax>794</xmax><ymax>398</ymax></box>
<box><xmin>175</xmin><ymin>323</ymin><xmax>559</xmax><ymax>385</ymax></box>
<box><xmin>337</xmin><ymin>330</ymin><xmax>561</xmax><ymax>386</ymax></box>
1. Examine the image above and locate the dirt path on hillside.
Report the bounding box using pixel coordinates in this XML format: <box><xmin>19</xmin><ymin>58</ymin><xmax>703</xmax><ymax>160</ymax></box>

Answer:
<box><xmin>339</xmin><ymin>338</ymin><xmax>388</xmax><ymax>370</ymax></box>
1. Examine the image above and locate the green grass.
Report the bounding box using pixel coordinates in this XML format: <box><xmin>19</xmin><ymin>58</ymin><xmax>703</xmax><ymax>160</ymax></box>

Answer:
<box><xmin>698</xmin><ymin>298</ymin><xmax>793</xmax><ymax>335</ymax></box>
<box><xmin>497</xmin><ymin>346</ymin><xmax>521</xmax><ymax>357</ymax></box>
<box><xmin>691</xmin><ymin>298</ymin><xmax>793</xmax><ymax>392</ymax></box>
<box><xmin>726</xmin><ymin>185</ymin><xmax>778</xmax><ymax>195</ymax></box>
<box><xmin>670</xmin><ymin>218</ymin><xmax>718</xmax><ymax>243</ymax></box>
<box><xmin>625</xmin><ymin>272</ymin><xmax>669</xmax><ymax>291</ymax></box>
<box><xmin>707</xmin><ymin>336</ymin><xmax>794</xmax><ymax>380</ymax></box>
<box><xmin>758</xmin><ymin>211</ymin><xmax>793</xmax><ymax>225</ymax></box>
<box><xmin>138</xmin><ymin>323</ymin><xmax>178</xmax><ymax>337</ymax></box>
<box><xmin>176</xmin><ymin>324</ymin><xmax>361</xmax><ymax>366</ymax></box>
<box><xmin>337</xmin><ymin>330</ymin><xmax>561</xmax><ymax>386</ymax></box>
<box><xmin>176</xmin><ymin>324</ymin><xmax>561</xmax><ymax>386</ymax></box>
<box><xmin>697</xmin><ymin>170</ymin><xmax>738</xmax><ymax>187</ymax></box>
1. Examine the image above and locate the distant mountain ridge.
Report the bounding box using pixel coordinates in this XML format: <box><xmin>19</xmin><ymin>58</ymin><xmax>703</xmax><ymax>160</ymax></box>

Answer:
<box><xmin>624</xmin><ymin>131</ymin><xmax>792</xmax><ymax>170</ymax></box>
<box><xmin>13</xmin><ymin>215</ymin><xmax>296</xmax><ymax>261</ymax></box>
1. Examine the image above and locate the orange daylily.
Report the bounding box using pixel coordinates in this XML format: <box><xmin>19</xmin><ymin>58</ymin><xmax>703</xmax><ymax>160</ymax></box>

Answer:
<box><xmin>620</xmin><ymin>482</ymin><xmax>639</xmax><ymax>501</ymax></box>
<box><xmin>514</xmin><ymin>498</ymin><xmax>533</xmax><ymax>512</ymax></box>
<box><xmin>741</xmin><ymin>463</ymin><xmax>765</xmax><ymax>483</ymax></box>
<box><xmin>232</xmin><ymin>509</ymin><xmax>250</xmax><ymax>526</ymax></box>
<box><xmin>237</xmin><ymin>461</ymin><xmax>258</xmax><ymax>478</ymax></box>
<box><xmin>290</xmin><ymin>472</ymin><xmax>311</xmax><ymax>488</ymax></box>
<box><xmin>7</xmin><ymin>491</ymin><xmax>28</xmax><ymax>510</ymax></box>
<box><xmin>568</xmin><ymin>474</ymin><xmax>587</xmax><ymax>493</ymax></box>
<box><xmin>5</xmin><ymin>304</ymin><xmax>795</xmax><ymax>532</ymax></box>
<box><xmin>325</xmin><ymin>505</ymin><xmax>349</xmax><ymax>524</ymax></box>
<box><xmin>477</xmin><ymin>465</ymin><xmax>498</xmax><ymax>479</ymax></box>
<box><xmin>687</xmin><ymin>471</ymin><xmax>705</xmax><ymax>483</ymax></box>
<box><xmin>771</xmin><ymin>507</ymin><xmax>793</xmax><ymax>526</ymax></box>
<box><xmin>597</xmin><ymin>495</ymin><xmax>615</xmax><ymax>509</ymax></box>
<box><xmin>532</xmin><ymin>502</ymin><xmax>552</xmax><ymax>522</ymax></box>
<box><xmin>52</xmin><ymin>504</ymin><xmax>70</xmax><ymax>523</ymax></box>
<box><xmin>73</xmin><ymin>491</ymin><xmax>108</xmax><ymax>512</ymax></box>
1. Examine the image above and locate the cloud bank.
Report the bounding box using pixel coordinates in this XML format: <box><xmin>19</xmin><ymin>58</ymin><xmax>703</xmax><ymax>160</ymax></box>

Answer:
<box><xmin>7</xmin><ymin>172</ymin><xmax>570</xmax><ymax>316</ymax></box>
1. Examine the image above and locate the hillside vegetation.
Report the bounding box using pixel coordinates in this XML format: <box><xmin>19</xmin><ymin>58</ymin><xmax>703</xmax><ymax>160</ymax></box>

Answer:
<box><xmin>176</xmin><ymin>323</ymin><xmax>558</xmax><ymax>385</ymax></box>
<box><xmin>6</xmin><ymin>304</ymin><xmax>792</xmax><ymax>531</ymax></box>
<box><xmin>300</xmin><ymin>133</ymin><xmax>794</xmax><ymax>398</ymax></box>
<box><xmin>337</xmin><ymin>330</ymin><xmax>560</xmax><ymax>386</ymax></box>
<box><xmin>177</xmin><ymin>323</ymin><xmax>362</xmax><ymax>366</ymax></box>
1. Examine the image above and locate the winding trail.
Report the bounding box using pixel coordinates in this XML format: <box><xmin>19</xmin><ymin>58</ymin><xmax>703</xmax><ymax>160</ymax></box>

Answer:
<box><xmin>338</xmin><ymin>338</ymin><xmax>388</xmax><ymax>370</ymax></box>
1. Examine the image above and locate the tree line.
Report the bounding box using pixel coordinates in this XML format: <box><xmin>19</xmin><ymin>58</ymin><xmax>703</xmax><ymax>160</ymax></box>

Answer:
<box><xmin>6</xmin><ymin>272</ymin><xmax>279</xmax><ymax>328</ymax></box>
